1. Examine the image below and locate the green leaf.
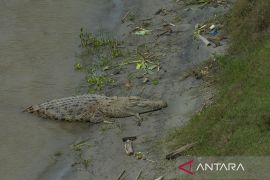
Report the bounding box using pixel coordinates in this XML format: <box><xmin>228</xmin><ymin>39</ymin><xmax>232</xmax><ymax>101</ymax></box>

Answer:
<box><xmin>136</xmin><ymin>63</ymin><xmax>142</xmax><ymax>69</ymax></box>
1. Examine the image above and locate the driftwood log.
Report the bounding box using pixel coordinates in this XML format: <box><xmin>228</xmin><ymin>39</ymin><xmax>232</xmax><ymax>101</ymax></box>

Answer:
<box><xmin>124</xmin><ymin>140</ymin><xmax>134</xmax><ymax>155</ymax></box>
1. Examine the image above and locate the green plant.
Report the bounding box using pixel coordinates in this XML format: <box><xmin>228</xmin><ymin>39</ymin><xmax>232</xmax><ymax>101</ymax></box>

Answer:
<box><xmin>81</xmin><ymin>158</ymin><xmax>92</xmax><ymax>169</ymax></box>
<box><xmin>152</xmin><ymin>80</ymin><xmax>159</xmax><ymax>85</ymax></box>
<box><xmin>74</xmin><ymin>63</ymin><xmax>82</xmax><ymax>70</ymax></box>
<box><xmin>87</xmin><ymin>75</ymin><xmax>114</xmax><ymax>92</ymax></box>
<box><xmin>76</xmin><ymin>29</ymin><xmax>163</xmax><ymax>93</ymax></box>
<box><xmin>79</xmin><ymin>28</ymin><xmax>119</xmax><ymax>51</ymax></box>
<box><xmin>54</xmin><ymin>151</ymin><xmax>63</xmax><ymax>157</ymax></box>
<box><xmin>111</xmin><ymin>47</ymin><xmax>123</xmax><ymax>58</ymax></box>
<box><xmin>125</xmin><ymin>45</ymin><xmax>160</xmax><ymax>74</ymax></box>
<box><xmin>70</xmin><ymin>141</ymin><xmax>94</xmax><ymax>169</ymax></box>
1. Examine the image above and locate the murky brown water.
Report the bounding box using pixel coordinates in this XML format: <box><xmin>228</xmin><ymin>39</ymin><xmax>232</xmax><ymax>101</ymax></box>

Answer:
<box><xmin>0</xmin><ymin>0</ymin><xmax>122</xmax><ymax>179</ymax></box>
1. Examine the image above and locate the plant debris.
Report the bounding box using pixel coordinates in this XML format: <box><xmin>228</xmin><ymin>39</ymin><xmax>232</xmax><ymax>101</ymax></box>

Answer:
<box><xmin>155</xmin><ymin>176</ymin><xmax>164</xmax><ymax>180</ymax></box>
<box><xmin>133</xmin><ymin>27</ymin><xmax>151</xmax><ymax>36</ymax></box>
<box><xmin>166</xmin><ymin>142</ymin><xmax>197</xmax><ymax>160</ymax></box>
<box><xmin>155</xmin><ymin>8</ymin><xmax>168</xmax><ymax>16</ymax></box>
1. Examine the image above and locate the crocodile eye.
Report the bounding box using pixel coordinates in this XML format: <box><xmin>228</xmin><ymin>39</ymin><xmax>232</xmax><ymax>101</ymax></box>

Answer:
<box><xmin>137</xmin><ymin>103</ymin><xmax>147</xmax><ymax>107</ymax></box>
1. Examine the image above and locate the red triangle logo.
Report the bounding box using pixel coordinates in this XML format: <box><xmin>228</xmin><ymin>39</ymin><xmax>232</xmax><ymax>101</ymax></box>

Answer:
<box><xmin>178</xmin><ymin>160</ymin><xmax>194</xmax><ymax>175</ymax></box>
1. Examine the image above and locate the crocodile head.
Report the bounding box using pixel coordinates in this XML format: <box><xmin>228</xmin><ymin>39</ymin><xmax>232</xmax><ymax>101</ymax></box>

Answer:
<box><xmin>126</xmin><ymin>96</ymin><xmax>167</xmax><ymax>113</ymax></box>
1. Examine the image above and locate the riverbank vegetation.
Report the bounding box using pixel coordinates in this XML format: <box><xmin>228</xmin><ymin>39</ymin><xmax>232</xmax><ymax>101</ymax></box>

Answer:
<box><xmin>75</xmin><ymin>28</ymin><xmax>161</xmax><ymax>93</ymax></box>
<box><xmin>167</xmin><ymin>0</ymin><xmax>270</xmax><ymax>155</ymax></box>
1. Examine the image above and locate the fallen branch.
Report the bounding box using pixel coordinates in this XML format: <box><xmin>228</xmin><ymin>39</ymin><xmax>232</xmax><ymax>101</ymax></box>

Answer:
<box><xmin>155</xmin><ymin>176</ymin><xmax>163</xmax><ymax>180</ymax></box>
<box><xmin>116</xmin><ymin>170</ymin><xmax>125</xmax><ymax>180</ymax></box>
<box><xmin>166</xmin><ymin>142</ymin><xmax>197</xmax><ymax>160</ymax></box>
<box><xmin>157</xmin><ymin>28</ymin><xmax>173</xmax><ymax>37</ymax></box>
<box><xmin>140</xmin><ymin>17</ymin><xmax>153</xmax><ymax>21</ymax></box>
<box><xmin>121</xmin><ymin>11</ymin><xmax>130</xmax><ymax>23</ymax></box>
<box><xmin>199</xmin><ymin>1</ymin><xmax>210</xmax><ymax>9</ymax></box>
<box><xmin>103</xmin><ymin>120</ymin><xmax>114</xmax><ymax>124</ymax></box>
<box><xmin>163</xmin><ymin>23</ymin><xmax>176</xmax><ymax>27</ymax></box>
<box><xmin>198</xmin><ymin>103</ymin><xmax>207</xmax><ymax>113</ymax></box>
<box><xmin>145</xmin><ymin>158</ymin><xmax>156</xmax><ymax>163</ymax></box>
<box><xmin>136</xmin><ymin>170</ymin><xmax>142</xmax><ymax>180</ymax></box>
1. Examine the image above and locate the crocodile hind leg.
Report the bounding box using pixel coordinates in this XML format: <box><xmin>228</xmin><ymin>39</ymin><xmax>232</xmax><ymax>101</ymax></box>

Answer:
<box><xmin>135</xmin><ymin>113</ymin><xmax>143</xmax><ymax>126</ymax></box>
<box><xmin>128</xmin><ymin>113</ymin><xmax>143</xmax><ymax>126</ymax></box>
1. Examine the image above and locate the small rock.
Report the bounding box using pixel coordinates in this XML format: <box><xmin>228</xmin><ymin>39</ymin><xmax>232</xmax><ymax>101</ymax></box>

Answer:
<box><xmin>143</xmin><ymin>77</ymin><xmax>149</xmax><ymax>83</ymax></box>
<box><xmin>112</xmin><ymin>69</ymin><xmax>121</xmax><ymax>75</ymax></box>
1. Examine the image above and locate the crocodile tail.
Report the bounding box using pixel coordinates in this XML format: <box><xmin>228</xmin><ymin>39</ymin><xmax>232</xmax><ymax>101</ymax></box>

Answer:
<box><xmin>23</xmin><ymin>105</ymin><xmax>40</xmax><ymax>113</ymax></box>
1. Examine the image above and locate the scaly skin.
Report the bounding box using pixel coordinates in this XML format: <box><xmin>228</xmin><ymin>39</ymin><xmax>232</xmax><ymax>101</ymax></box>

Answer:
<box><xmin>24</xmin><ymin>94</ymin><xmax>167</xmax><ymax>123</ymax></box>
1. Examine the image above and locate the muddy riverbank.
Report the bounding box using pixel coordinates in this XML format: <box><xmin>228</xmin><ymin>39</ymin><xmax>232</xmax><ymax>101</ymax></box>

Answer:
<box><xmin>0</xmin><ymin>0</ymin><xmax>230</xmax><ymax>179</ymax></box>
<box><xmin>41</xmin><ymin>1</ymin><xmax>228</xmax><ymax>179</ymax></box>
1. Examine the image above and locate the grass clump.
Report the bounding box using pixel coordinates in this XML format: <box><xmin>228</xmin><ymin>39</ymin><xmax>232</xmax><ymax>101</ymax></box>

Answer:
<box><xmin>87</xmin><ymin>75</ymin><xmax>114</xmax><ymax>92</ymax></box>
<box><xmin>77</xmin><ymin>28</ymin><xmax>122</xmax><ymax>92</ymax></box>
<box><xmin>167</xmin><ymin>0</ymin><xmax>270</xmax><ymax>155</ymax></box>
<box><xmin>79</xmin><ymin>28</ymin><xmax>119</xmax><ymax>51</ymax></box>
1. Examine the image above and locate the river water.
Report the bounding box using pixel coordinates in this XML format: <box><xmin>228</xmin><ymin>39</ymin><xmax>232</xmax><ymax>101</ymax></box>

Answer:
<box><xmin>0</xmin><ymin>0</ymin><xmax>122</xmax><ymax>179</ymax></box>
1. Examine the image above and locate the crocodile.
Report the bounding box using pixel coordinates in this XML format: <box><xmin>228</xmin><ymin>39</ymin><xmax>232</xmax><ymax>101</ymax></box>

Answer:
<box><xmin>24</xmin><ymin>94</ymin><xmax>167</xmax><ymax>125</ymax></box>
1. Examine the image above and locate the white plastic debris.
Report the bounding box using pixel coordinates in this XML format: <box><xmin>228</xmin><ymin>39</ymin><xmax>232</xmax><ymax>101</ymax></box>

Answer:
<box><xmin>210</xmin><ymin>24</ymin><xmax>216</xmax><ymax>30</ymax></box>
